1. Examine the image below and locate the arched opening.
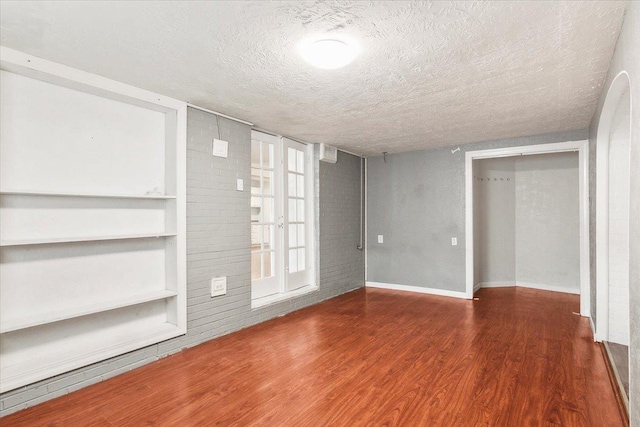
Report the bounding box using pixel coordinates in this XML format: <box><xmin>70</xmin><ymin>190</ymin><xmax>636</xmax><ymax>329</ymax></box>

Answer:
<box><xmin>596</xmin><ymin>71</ymin><xmax>631</xmax><ymax>407</ymax></box>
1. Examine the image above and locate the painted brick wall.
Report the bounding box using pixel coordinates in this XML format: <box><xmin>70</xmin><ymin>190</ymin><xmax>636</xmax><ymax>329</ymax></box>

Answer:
<box><xmin>0</xmin><ymin>107</ymin><xmax>365</xmax><ymax>416</ymax></box>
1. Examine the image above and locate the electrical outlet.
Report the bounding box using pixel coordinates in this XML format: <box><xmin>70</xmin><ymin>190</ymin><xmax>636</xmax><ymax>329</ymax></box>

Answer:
<box><xmin>211</xmin><ymin>276</ymin><xmax>227</xmax><ymax>297</ymax></box>
<box><xmin>378</xmin><ymin>235</ymin><xmax>384</xmax><ymax>244</ymax></box>
<box><xmin>451</xmin><ymin>237</ymin><xmax>458</xmax><ymax>246</ymax></box>
<box><xmin>236</xmin><ymin>178</ymin><xmax>244</xmax><ymax>191</ymax></box>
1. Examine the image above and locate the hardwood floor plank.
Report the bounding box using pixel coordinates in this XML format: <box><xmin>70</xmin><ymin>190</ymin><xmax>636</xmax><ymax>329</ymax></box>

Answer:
<box><xmin>2</xmin><ymin>287</ymin><xmax>626</xmax><ymax>426</ymax></box>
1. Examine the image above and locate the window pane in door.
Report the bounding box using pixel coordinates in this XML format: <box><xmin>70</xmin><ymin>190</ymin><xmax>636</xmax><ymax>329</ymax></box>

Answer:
<box><xmin>262</xmin><ymin>142</ymin><xmax>273</xmax><ymax>168</ymax></box>
<box><xmin>251</xmin><ymin>140</ymin><xmax>261</xmax><ymax>168</ymax></box>
<box><xmin>289</xmin><ymin>224</ymin><xmax>297</xmax><ymax>247</ymax></box>
<box><xmin>297</xmin><ymin>151</ymin><xmax>305</xmax><ymax>174</ymax></box>
<box><xmin>288</xmin><ymin>148</ymin><xmax>297</xmax><ymax>172</ymax></box>
<box><xmin>288</xmin><ymin>173</ymin><xmax>297</xmax><ymax>197</ymax></box>
<box><xmin>251</xmin><ymin>225</ymin><xmax>261</xmax><ymax>246</ymax></box>
<box><xmin>251</xmin><ymin>251</ymin><xmax>261</xmax><ymax>280</ymax></box>
<box><xmin>297</xmin><ymin>200</ymin><xmax>305</xmax><ymax>221</ymax></box>
<box><xmin>263</xmin><ymin>171</ymin><xmax>274</xmax><ymax>195</ymax></box>
<box><xmin>289</xmin><ymin>249</ymin><xmax>298</xmax><ymax>273</ymax></box>
<box><xmin>263</xmin><ymin>225</ymin><xmax>274</xmax><ymax>250</ymax></box>
<box><xmin>288</xmin><ymin>199</ymin><xmax>297</xmax><ymax>222</ymax></box>
<box><xmin>263</xmin><ymin>198</ymin><xmax>274</xmax><ymax>222</ymax></box>
<box><xmin>297</xmin><ymin>224</ymin><xmax>305</xmax><ymax>246</ymax></box>
<box><xmin>263</xmin><ymin>252</ymin><xmax>274</xmax><ymax>278</ymax></box>
<box><xmin>298</xmin><ymin>248</ymin><xmax>306</xmax><ymax>271</ymax></box>
<box><xmin>297</xmin><ymin>175</ymin><xmax>305</xmax><ymax>197</ymax></box>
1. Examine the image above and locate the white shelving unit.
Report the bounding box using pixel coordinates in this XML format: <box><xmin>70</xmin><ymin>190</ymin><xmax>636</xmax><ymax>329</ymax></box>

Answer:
<box><xmin>0</xmin><ymin>47</ymin><xmax>187</xmax><ymax>393</ymax></box>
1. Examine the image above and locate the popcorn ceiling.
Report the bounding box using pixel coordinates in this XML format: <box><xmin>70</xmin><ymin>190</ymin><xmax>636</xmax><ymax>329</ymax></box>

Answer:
<box><xmin>0</xmin><ymin>1</ymin><xmax>626</xmax><ymax>155</ymax></box>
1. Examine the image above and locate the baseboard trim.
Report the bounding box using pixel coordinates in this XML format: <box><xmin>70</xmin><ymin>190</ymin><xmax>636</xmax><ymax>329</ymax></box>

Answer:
<box><xmin>479</xmin><ymin>281</ymin><xmax>516</xmax><ymax>288</ymax></box>
<box><xmin>366</xmin><ymin>282</ymin><xmax>469</xmax><ymax>300</ymax></box>
<box><xmin>516</xmin><ymin>281</ymin><xmax>580</xmax><ymax>295</ymax></box>
<box><xmin>478</xmin><ymin>281</ymin><xmax>580</xmax><ymax>295</ymax></box>
<box><xmin>590</xmin><ymin>317</ymin><xmax>599</xmax><ymax>342</ymax></box>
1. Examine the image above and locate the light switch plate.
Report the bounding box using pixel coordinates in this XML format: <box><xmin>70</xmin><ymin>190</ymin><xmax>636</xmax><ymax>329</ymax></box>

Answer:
<box><xmin>236</xmin><ymin>179</ymin><xmax>244</xmax><ymax>191</ymax></box>
<box><xmin>451</xmin><ymin>237</ymin><xmax>458</xmax><ymax>246</ymax></box>
<box><xmin>378</xmin><ymin>235</ymin><xmax>384</xmax><ymax>244</ymax></box>
<box><xmin>212</xmin><ymin>138</ymin><xmax>228</xmax><ymax>158</ymax></box>
<box><xmin>211</xmin><ymin>276</ymin><xmax>227</xmax><ymax>297</ymax></box>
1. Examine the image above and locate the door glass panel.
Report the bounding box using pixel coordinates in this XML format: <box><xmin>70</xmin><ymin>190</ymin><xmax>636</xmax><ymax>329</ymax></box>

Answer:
<box><xmin>288</xmin><ymin>199</ymin><xmax>296</xmax><ymax>222</ymax></box>
<box><xmin>297</xmin><ymin>175</ymin><xmax>305</xmax><ymax>197</ymax></box>
<box><xmin>289</xmin><ymin>249</ymin><xmax>298</xmax><ymax>273</ymax></box>
<box><xmin>251</xmin><ymin>224</ymin><xmax>261</xmax><ymax>246</ymax></box>
<box><xmin>263</xmin><ymin>225</ymin><xmax>274</xmax><ymax>250</ymax></box>
<box><xmin>263</xmin><ymin>198</ymin><xmax>274</xmax><ymax>222</ymax></box>
<box><xmin>297</xmin><ymin>151</ymin><xmax>305</xmax><ymax>174</ymax></box>
<box><xmin>262</xmin><ymin>141</ymin><xmax>273</xmax><ymax>168</ymax></box>
<box><xmin>288</xmin><ymin>173</ymin><xmax>297</xmax><ymax>197</ymax></box>
<box><xmin>288</xmin><ymin>148</ymin><xmax>297</xmax><ymax>172</ymax></box>
<box><xmin>297</xmin><ymin>200</ymin><xmax>305</xmax><ymax>221</ymax></box>
<box><xmin>289</xmin><ymin>224</ymin><xmax>297</xmax><ymax>247</ymax></box>
<box><xmin>298</xmin><ymin>224</ymin><xmax>305</xmax><ymax>246</ymax></box>
<box><xmin>263</xmin><ymin>252</ymin><xmax>274</xmax><ymax>278</ymax></box>
<box><xmin>263</xmin><ymin>171</ymin><xmax>274</xmax><ymax>195</ymax></box>
<box><xmin>251</xmin><ymin>251</ymin><xmax>261</xmax><ymax>280</ymax></box>
<box><xmin>298</xmin><ymin>248</ymin><xmax>306</xmax><ymax>271</ymax></box>
<box><xmin>251</xmin><ymin>140</ymin><xmax>261</xmax><ymax>168</ymax></box>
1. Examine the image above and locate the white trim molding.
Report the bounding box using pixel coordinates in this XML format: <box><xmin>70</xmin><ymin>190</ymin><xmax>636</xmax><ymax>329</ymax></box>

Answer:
<box><xmin>477</xmin><ymin>281</ymin><xmax>580</xmax><ymax>295</ymax></box>
<box><xmin>595</xmin><ymin>71</ymin><xmax>632</xmax><ymax>343</ymax></box>
<box><xmin>366</xmin><ymin>281</ymin><xmax>468</xmax><ymax>299</ymax></box>
<box><xmin>465</xmin><ymin>140</ymin><xmax>590</xmax><ymax>316</ymax></box>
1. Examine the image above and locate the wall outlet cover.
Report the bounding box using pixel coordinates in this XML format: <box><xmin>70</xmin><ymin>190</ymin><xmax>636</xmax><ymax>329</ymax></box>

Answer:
<box><xmin>211</xmin><ymin>276</ymin><xmax>227</xmax><ymax>297</ymax></box>
<box><xmin>236</xmin><ymin>178</ymin><xmax>244</xmax><ymax>191</ymax></box>
<box><xmin>451</xmin><ymin>237</ymin><xmax>458</xmax><ymax>246</ymax></box>
<box><xmin>378</xmin><ymin>235</ymin><xmax>384</xmax><ymax>244</ymax></box>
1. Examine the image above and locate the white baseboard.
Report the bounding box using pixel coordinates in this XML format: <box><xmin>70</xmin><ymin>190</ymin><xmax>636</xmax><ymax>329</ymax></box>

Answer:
<box><xmin>590</xmin><ymin>317</ymin><xmax>600</xmax><ymax>342</ymax></box>
<box><xmin>479</xmin><ymin>281</ymin><xmax>517</xmax><ymax>288</ymax></box>
<box><xmin>478</xmin><ymin>281</ymin><xmax>580</xmax><ymax>295</ymax></box>
<box><xmin>516</xmin><ymin>281</ymin><xmax>580</xmax><ymax>295</ymax></box>
<box><xmin>365</xmin><ymin>281</ymin><xmax>469</xmax><ymax>299</ymax></box>
<box><xmin>474</xmin><ymin>282</ymin><xmax>481</xmax><ymax>293</ymax></box>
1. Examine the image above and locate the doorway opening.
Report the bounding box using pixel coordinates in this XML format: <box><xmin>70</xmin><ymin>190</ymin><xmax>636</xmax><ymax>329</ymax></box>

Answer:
<box><xmin>595</xmin><ymin>72</ymin><xmax>631</xmax><ymax>407</ymax></box>
<box><xmin>473</xmin><ymin>152</ymin><xmax>580</xmax><ymax>295</ymax></box>
<box><xmin>464</xmin><ymin>140</ymin><xmax>590</xmax><ymax>316</ymax></box>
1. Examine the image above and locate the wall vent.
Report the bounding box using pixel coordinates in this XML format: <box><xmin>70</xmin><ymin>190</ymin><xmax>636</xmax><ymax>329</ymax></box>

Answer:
<box><xmin>319</xmin><ymin>144</ymin><xmax>338</xmax><ymax>163</ymax></box>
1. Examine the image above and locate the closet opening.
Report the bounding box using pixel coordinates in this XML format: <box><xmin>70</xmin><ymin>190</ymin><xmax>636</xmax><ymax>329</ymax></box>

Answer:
<box><xmin>464</xmin><ymin>141</ymin><xmax>590</xmax><ymax>315</ymax></box>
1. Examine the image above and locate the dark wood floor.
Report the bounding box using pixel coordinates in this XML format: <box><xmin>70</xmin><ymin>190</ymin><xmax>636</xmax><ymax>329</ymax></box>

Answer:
<box><xmin>3</xmin><ymin>287</ymin><xmax>626</xmax><ymax>426</ymax></box>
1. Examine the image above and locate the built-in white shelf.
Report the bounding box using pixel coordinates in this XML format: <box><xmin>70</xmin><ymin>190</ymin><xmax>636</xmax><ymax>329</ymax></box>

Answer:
<box><xmin>0</xmin><ymin>190</ymin><xmax>176</xmax><ymax>199</ymax></box>
<box><xmin>0</xmin><ymin>321</ymin><xmax>182</xmax><ymax>393</ymax></box>
<box><xmin>1</xmin><ymin>290</ymin><xmax>177</xmax><ymax>333</ymax></box>
<box><xmin>0</xmin><ymin>47</ymin><xmax>186</xmax><ymax>394</ymax></box>
<box><xmin>0</xmin><ymin>233</ymin><xmax>177</xmax><ymax>247</ymax></box>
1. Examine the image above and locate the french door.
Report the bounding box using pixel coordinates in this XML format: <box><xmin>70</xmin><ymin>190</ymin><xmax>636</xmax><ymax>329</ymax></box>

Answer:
<box><xmin>251</xmin><ymin>131</ymin><xmax>313</xmax><ymax>300</ymax></box>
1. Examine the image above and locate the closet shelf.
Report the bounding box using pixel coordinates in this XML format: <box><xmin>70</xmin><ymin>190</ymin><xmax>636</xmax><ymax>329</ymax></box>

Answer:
<box><xmin>0</xmin><ymin>289</ymin><xmax>178</xmax><ymax>333</ymax></box>
<box><xmin>0</xmin><ymin>190</ymin><xmax>176</xmax><ymax>199</ymax></box>
<box><xmin>0</xmin><ymin>233</ymin><xmax>177</xmax><ymax>247</ymax></box>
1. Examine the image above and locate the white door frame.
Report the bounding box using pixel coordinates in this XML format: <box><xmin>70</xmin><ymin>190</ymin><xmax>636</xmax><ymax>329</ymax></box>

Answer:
<box><xmin>595</xmin><ymin>71</ymin><xmax>632</xmax><ymax>342</ymax></box>
<box><xmin>464</xmin><ymin>140</ymin><xmax>590</xmax><ymax>317</ymax></box>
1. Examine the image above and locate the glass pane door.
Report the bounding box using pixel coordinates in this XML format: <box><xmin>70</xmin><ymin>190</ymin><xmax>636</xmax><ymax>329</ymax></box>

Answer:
<box><xmin>251</xmin><ymin>132</ymin><xmax>280</xmax><ymax>299</ymax></box>
<box><xmin>284</xmin><ymin>138</ymin><xmax>311</xmax><ymax>291</ymax></box>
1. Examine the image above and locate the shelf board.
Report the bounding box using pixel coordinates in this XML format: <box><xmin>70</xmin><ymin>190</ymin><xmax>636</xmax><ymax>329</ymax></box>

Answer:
<box><xmin>0</xmin><ymin>322</ymin><xmax>184</xmax><ymax>393</ymax></box>
<box><xmin>0</xmin><ymin>232</ymin><xmax>177</xmax><ymax>247</ymax></box>
<box><xmin>0</xmin><ymin>290</ymin><xmax>177</xmax><ymax>333</ymax></box>
<box><xmin>0</xmin><ymin>189</ymin><xmax>176</xmax><ymax>199</ymax></box>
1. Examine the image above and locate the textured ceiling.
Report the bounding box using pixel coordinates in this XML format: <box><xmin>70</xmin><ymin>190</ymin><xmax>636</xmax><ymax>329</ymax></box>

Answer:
<box><xmin>0</xmin><ymin>1</ymin><xmax>626</xmax><ymax>155</ymax></box>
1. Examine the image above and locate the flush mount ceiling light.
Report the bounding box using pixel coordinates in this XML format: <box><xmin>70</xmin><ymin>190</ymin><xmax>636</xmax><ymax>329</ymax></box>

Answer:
<box><xmin>299</xmin><ymin>38</ymin><xmax>357</xmax><ymax>70</ymax></box>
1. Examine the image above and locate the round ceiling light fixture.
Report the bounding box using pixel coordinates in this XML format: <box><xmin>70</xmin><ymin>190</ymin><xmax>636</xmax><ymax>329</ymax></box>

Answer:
<box><xmin>299</xmin><ymin>38</ymin><xmax>357</xmax><ymax>70</ymax></box>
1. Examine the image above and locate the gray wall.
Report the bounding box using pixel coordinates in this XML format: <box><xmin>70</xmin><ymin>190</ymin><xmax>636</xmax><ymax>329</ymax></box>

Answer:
<box><xmin>367</xmin><ymin>129</ymin><xmax>588</xmax><ymax>292</ymax></box>
<box><xmin>515</xmin><ymin>153</ymin><xmax>580</xmax><ymax>292</ymax></box>
<box><xmin>589</xmin><ymin>3</ymin><xmax>639</xmax><ymax>424</ymax></box>
<box><xmin>0</xmin><ymin>107</ymin><xmax>365</xmax><ymax>416</ymax></box>
<box><xmin>474</xmin><ymin>157</ymin><xmax>516</xmax><ymax>285</ymax></box>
